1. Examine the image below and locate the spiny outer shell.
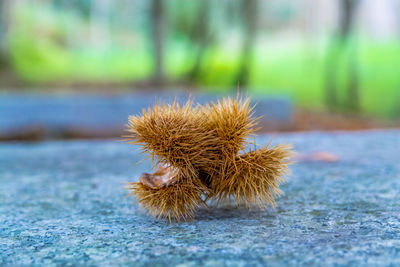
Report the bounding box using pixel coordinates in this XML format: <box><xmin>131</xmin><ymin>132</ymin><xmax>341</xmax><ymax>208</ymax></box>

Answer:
<box><xmin>199</xmin><ymin>96</ymin><xmax>259</xmax><ymax>187</ymax></box>
<box><xmin>213</xmin><ymin>144</ymin><xmax>292</xmax><ymax>207</ymax></box>
<box><xmin>126</xmin><ymin>100</ymin><xmax>218</xmax><ymax>179</ymax></box>
<box><xmin>128</xmin><ymin>176</ymin><xmax>208</xmax><ymax>222</ymax></box>
<box><xmin>126</xmin><ymin>97</ymin><xmax>292</xmax><ymax>221</ymax></box>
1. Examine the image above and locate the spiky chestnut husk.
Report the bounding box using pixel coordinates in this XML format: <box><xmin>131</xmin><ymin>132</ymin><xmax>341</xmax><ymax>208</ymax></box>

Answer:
<box><xmin>202</xmin><ymin>97</ymin><xmax>257</xmax><ymax>158</ymax></box>
<box><xmin>126</xmin><ymin>99</ymin><xmax>218</xmax><ymax>179</ymax></box>
<box><xmin>128</xmin><ymin>170</ymin><xmax>208</xmax><ymax>222</ymax></box>
<box><xmin>213</xmin><ymin>144</ymin><xmax>292</xmax><ymax>207</ymax></box>
<box><xmin>200</xmin><ymin>97</ymin><xmax>259</xmax><ymax>191</ymax></box>
<box><xmin>126</xmin><ymin>96</ymin><xmax>292</xmax><ymax>221</ymax></box>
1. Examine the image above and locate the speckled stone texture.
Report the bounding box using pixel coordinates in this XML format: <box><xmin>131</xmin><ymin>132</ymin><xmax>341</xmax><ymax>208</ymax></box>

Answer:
<box><xmin>1</xmin><ymin>130</ymin><xmax>399</xmax><ymax>266</ymax></box>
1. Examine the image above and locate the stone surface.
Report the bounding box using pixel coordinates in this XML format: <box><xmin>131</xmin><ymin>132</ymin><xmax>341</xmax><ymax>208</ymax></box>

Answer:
<box><xmin>0</xmin><ymin>92</ymin><xmax>292</xmax><ymax>138</ymax></box>
<box><xmin>1</xmin><ymin>130</ymin><xmax>399</xmax><ymax>266</ymax></box>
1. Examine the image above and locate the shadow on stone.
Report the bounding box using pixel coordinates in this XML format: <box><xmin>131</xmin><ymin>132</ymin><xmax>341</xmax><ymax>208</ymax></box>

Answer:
<box><xmin>195</xmin><ymin>205</ymin><xmax>276</xmax><ymax>221</ymax></box>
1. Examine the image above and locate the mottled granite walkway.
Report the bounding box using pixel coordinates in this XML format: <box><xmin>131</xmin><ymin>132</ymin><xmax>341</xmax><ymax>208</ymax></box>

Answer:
<box><xmin>1</xmin><ymin>131</ymin><xmax>399</xmax><ymax>266</ymax></box>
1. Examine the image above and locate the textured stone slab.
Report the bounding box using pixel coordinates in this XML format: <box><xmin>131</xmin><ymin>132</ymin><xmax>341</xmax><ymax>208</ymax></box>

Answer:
<box><xmin>1</xmin><ymin>131</ymin><xmax>399</xmax><ymax>266</ymax></box>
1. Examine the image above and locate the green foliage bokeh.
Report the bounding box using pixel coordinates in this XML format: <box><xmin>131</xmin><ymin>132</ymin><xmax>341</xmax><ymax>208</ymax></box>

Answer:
<box><xmin>7</xmin><ymin>2</ymin><xmax>400</xmax><ymax>118</ymax></box>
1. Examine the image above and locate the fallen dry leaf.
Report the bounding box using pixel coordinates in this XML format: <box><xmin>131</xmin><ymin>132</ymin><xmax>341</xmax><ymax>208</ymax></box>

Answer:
<box><xmin>295</xmin><ymin>151</ymin><xmax>340</xmax><ymax>162</ymax></box>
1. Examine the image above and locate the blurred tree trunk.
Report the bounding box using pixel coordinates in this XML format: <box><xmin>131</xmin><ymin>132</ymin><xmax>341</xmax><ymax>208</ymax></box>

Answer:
<box><xmin>235</xmin><ymin>0</ymin><xmax>257</xmax><ymax>90</ymax></box>
<box><xmin>342</xmin><ymin>0</ymin><xmax>359</xmax><ymax>112</ymax></box>
<box><xmin>0</xmin><ymin>0</ymin><xmax>9</xmax><ymax>68</ymax></box>
<box><xmin>187</xmin><ymin>0</ymin><xmax>211</xmax><ymax>82</ymax></box>
<box><xmin>151</xmin><ymin>0</ymin><xmax>164</xmax><ymax>85</ymax></box>
<box><xmin>325</xmin><ymin>0</ymin><xmax>359</xmax><ymax>111</ymax></box>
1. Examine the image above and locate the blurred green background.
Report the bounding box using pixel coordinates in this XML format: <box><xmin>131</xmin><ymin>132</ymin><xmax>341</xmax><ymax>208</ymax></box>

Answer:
<box><xmin>0</xmin><ymin>0</ymin><xmax>399</xmax><ymax>119</ymax></box>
